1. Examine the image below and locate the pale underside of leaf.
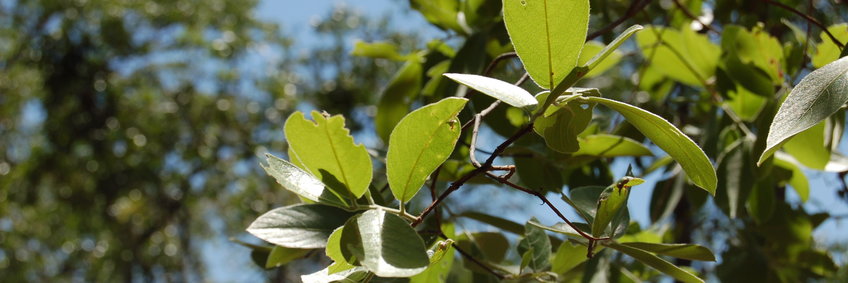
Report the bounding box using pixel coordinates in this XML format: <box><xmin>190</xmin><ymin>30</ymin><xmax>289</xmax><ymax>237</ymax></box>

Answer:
<box><xmin>759</xmin><ymin>56</ymin><xmax>848</xmax><ymax>165</ymax></box>
<box><xmin>443</xmin><ymin>73</ymin><xmax>537</xmax><ymax>109</ymax></box>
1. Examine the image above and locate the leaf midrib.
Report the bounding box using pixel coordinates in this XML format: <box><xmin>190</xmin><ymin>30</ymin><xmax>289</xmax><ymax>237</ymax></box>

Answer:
<box><xmin>400</xmin><ymin>112</ymin><xmax>449</xmax><ymax>199</ymax></box>
<box><xmin>543</xmin><ymin>0</ymin><xmax>553</xmax><ymax>89</ymax></box>
<box><xmin>322</xmin><ymin>117</ymin><xmax>354</xmax><ymax>194</ymax></box>
<box><xmin>785</xmin><ymin>63</ymin><xmax>848</xmax><ymax>141</ymax></box>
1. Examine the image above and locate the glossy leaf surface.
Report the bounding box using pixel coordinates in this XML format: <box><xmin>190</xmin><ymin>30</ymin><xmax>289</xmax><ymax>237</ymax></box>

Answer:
<box><xmin>444</xmin><ymin>73</ymin><xmax>537</xmax><ymax>109</ymax></box>
<box><xmin>247</xmin><ymin>204</ymin><xmax>353</xmax><ymax>249</ymax></box>
<box><xmin>340</xmin><ymin>209</ymin><xmax>430</xmax><ymax>277</ymax></box>
<box><xmin>261</xmin><ymin>154</ymin><xmax>349</xmax><ymax>208</ymax></box>
<box><xmin>759</xmin><ymin>56</ymin><xmax>848</xmax><ymax>165</ymax></box>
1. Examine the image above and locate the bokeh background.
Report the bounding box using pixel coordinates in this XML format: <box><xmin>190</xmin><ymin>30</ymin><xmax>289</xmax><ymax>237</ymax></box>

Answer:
<box><xmin>2</xmin><ymin>0</ymin><xmax>847</xmax><ymax>282</ymax></box>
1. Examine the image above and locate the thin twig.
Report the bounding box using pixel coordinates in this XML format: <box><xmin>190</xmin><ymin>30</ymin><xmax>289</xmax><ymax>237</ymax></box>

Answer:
<box><xmin>482</xmin><ymin>172</ymin><xmax>610</xmax><ymax>242</ymax></box>
<box><xmin>430</xmin><ymin>165</ymin><xmax>443</xmax><ymax>230</ymax></box>
<box><xmin>412</xmin><ymin>124</ymin><xmax>534</xmax><ymax>227</ymax></box>
<box><xmin>482</xmin><ymin>52</ymin><xmax>518</xmax><ymax>76</ymax></box>
<box><xmin>447</xmin><ymin>235</ymin><xmax>506</xmax><ymax>279</ymax></box>
<box><xmin>764</xmin><ymin>0</ymin><xmax>844</xmax><ymax>49</ymax></box>
<box><xmin>672</xmin><ymin>0</ymin><xmax>719</xmax><ymax>34</ymax></box>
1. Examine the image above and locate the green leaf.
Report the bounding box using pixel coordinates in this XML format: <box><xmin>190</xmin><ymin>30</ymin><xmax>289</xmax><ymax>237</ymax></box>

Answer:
<box><xmin>773</xmin><ymin>153</ymin><xmax>810</xmax><ymax>202</ymax></box>
<box><xmin>592</xmin><ymin>177</ymin><xmax>644</xmax><ymax>237</ymax></box>
<box><xmin>443</xmin><ymin>73</ymin><xmax>537</xmax><ymax>109</ymax></box>
<box><xmin>534</xmin><ymin>92</ymin><xmax>595</xmax><ymax>153</ymax></box>
<box><xmin>515</xmin><ymin>155</ymin><xmax>563</xmax><ymax>192</ymax></box>
<box><xmin>247</xmin><ymin>204</ymin><xmax>354</xmax><ymax>249</ymax></box>
<box><xmin>410</xmin><ymin>240</ymin><xmax>455</xmax><ymax>283</ymax></box>
<box><xmin>410</xmin><ymin>0</ymin><xmax>465</xmax><ymax>34</ymax></box>
<box><xmin>265</xmin><ymin>246</ymin><xmax>310</xmax><ymax>268</ymax></box>
<box><xmin>722</xmin><ymin>82</ymin><xmax>768</xmax><ymax>121</ymax></box>
<box><xmin>517</xmin><ymin>218</ymin><xmax>552</xmax><ymax>272</ymax></box>
<box><xmin>715</xmin><ymin>139</ymin><xmax>754</xmax><ymax>219</ymax></box>
<box><xmin>351</xmin><ymin>40</ymin><xmax>404</xmax><ymax>60</ymax></box>
<box><xmin>783</xmin><ymin>121</ymin><xmax>830</xmax><ymax>169</ymax></box>
<box><xmin>261</xmin><ymin>153</ymin><xmax>349</xmax><ymax>208</ymax></box>
<box><xmin>562</xmin><ymin>186</ymin><xmax>605</xmax><ymax>223</ymax></box>
<box><xmin>457</xmin><ymin>211</ymin><xmax>525</xmax><ymax>235</ymax></box>
<box><xmin>604</xmin><ymin>241</ymin><xmax>705</xmax><ymax>283</ymax></box>
<box><xmin>812</xmin><ymin>23</ymin><xmax>848</xmax><ymax>68</ymax></box>
<box><xmin>551</xmin><ymin>241</ymin><xmax>588</xmax><ymax>274</ymax></box>
<box><xmin>721</xmin><ymin>25</ymin><xmax>784</xmax><ymax>84</ymax></box>
<box><xmin>284</xmin><ymin>111</ymin><xmax>373</xmax><ymax>199</ymax></box>
<box><xmin>376</xmin><ymin>60</ymin><xmax>423</xmax><ymax>142</ymax></box>
<box><xmin>618</xmin><ymin>242</ymin><xmax>715</xmax><ymax>261</ymax></box>
<box><xmin>503</xmin><ymin>0</ymin><xmax>590</xmax><ymax>89</ymax></box>
<box><xmin>758</xmin><ymin>56</ymin><xmax>848</xmax><ymax>165</ymax></box>
<box><xmin>586</xmin><ymin>96</ymin><xmax>717</xmax><ymax>194</ymax></box>
<box><xmin>636</xmin><ymin>26</ymin><xmax>719</xmax><ymax>86</ymax></box>
<box><xmin>325</xmin><ymin>227</ymin><xmax>356</xmax><ymax>270</ymax></box>
<box><xmin>528</xmin><ymin>220</ymin><xmax>584</xmax><ymax>239</ymax></box>
<box><xmin>301</xmin><ymin>266</ymin><xmax>370</xmax><ymax>283</ymax></box>
<box><xmin>571</xmin><ymin>134</ymin><xmax>652</xmax><ymax>157</ymax></box>
<box><xmin>231</xmin><ymin>239</ymin><xmax>273</xmax><ymax>269</ymax></box>
<box><xmin>340</xmin><ymin>209</ymin><xmax>430</xmax><ymax>277</ymax></box>
<box><xmin>387</xmin><ymin>97</ymin><xmax>468</xmax><ymax>203</ymax></box>
<box><xmin>581</xmin><ymin>25</ymin><xmax>643</xmax><ymax>74</ymax></box>
<box><xmin>456</xmin><ymin>232</ymin><xmax>510</xmax><ymax>263</ymax></box>
<box><xmin>747</xmin><ymin>178</ymin><xmax>776</xmax><ymax>223</ymax></box>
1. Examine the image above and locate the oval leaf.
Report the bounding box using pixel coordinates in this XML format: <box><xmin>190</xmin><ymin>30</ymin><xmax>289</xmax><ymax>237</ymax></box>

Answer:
<box><xmin>261</xmin><ymin>153</ymin><xmax>349</xmax><ymax>208</ymax></box>
<box><xmin>444</xmin><ymin>73</ymin><xmax>537</xmax><ymax>109</ymax></box>
<box><xmin>618</xmin><ymin>242</ymin><xmax>715</xmax><ymax>261</ymax></box>
<box><xmin>341</xmin><ymin>209</ymin><xmax>430</xmax><ymax>277</ymax></box>
<box><xmin>504</xmin><ymin>0</ymin><xmax>590</xmax><ymax>89</ymax></box>
<box><xmin>572</xmin><ymin>134</ymin><xmax>653</xmax><ymax>157</ymax></box>
<box><xmin>247</xmin><ymin>204</ymin><xmax>354</xmax><ymax>249</ymax></box>
<box><xmin>773</xmin><ymin>152</ymin><xmax>810</xmax><ymax>202</ymax></box>
<box><xmin>759</xmin><ymin>56</ymin><xmax>848</xmax><ymax>165</ymax></box>
<box><xmin>592</xmin><ymin>177</ymin><xmax>643</xmax><ymax>237</ymax></box>
<box><xmin>605</xmin><ymin>241</ymin><xmax>705</xmax><ymax>283</ymax></box>
<box><xmin>285</xmin><ymin>111</ymin><xmax>373</xmax><ymax>199</ymax></box>
<box><xmin>517</xmin><ymin>218</ymin><xmax>552</xmax><ymax>272</ymax></box>
<box><xmin>387</xmin><ymin>97</ymin><xmax>468</xmax><ymax>203</ymax></box>
<box><xmin>586</xmin><ymin>96</ymin><xmax>717</xmax><ymax>194</ymax></box>
<box><xmin>265</xmin><ymin>246</ymin><xmax>310</xmax><ymax>268</ymax></box>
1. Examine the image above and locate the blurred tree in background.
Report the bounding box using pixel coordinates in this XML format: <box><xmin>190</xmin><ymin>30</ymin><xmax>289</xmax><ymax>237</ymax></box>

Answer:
<box><xmin>0</xmin><ymin>0</ymin><xmax>416</xmax><ymax>281</ymax></box>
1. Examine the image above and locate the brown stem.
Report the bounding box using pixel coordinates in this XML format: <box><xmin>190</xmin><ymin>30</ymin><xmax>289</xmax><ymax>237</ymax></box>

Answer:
<box><xmin>482</xmin><ymin>171</ymin><xmax>610</xmax><ymax>242</ymax></box>
<box><xmin>412</xmin><ymin>124</ymin><xmax>534</xmax><ymax>227</ymax></box>
<box><xmin>445</xmin><ymin>234</ymin><xmax>506</xmax><ymax>279</ymax></box>
<box><xmin>764</xmin><ymin>0</ymin><xmax>844</xmax><ymax>48</ymax></box>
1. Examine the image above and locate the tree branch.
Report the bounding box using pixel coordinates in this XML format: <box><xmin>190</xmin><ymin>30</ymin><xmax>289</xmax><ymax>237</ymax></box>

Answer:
<box><xmin>764</xmin><ymin>0</ymin><xmax>844</xmax><ymax>49</ymax></box>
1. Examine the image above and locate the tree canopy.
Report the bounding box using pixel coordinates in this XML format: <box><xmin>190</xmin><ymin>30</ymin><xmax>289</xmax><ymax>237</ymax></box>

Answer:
<box><xmin>3</xmin><ymin>0</ymin><xmax>848</xmax><ymax>282</ymax></box>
